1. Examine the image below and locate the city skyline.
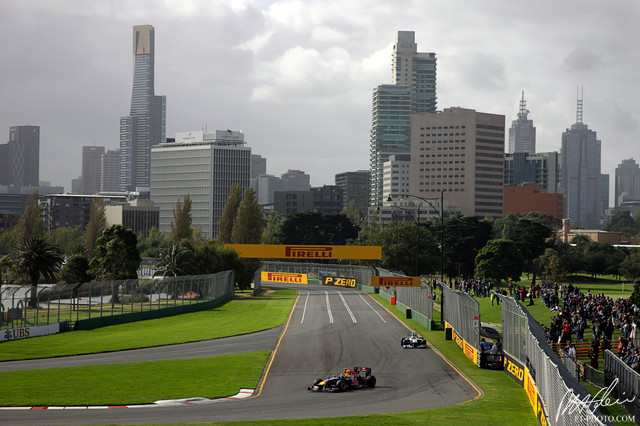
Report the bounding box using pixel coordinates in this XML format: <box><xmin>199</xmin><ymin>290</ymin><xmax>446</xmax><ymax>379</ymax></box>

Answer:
<box><xmin>1</xmin><ymin>1</ymin><xmax>639</xmax><ymax>205</ymax></box>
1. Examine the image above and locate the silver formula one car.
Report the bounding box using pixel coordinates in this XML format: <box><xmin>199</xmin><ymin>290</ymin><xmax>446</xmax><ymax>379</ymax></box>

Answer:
<box><xmin>401</xmin><ymin>332</ymin><xmax>427</xmax><ymax>348</ymax></box>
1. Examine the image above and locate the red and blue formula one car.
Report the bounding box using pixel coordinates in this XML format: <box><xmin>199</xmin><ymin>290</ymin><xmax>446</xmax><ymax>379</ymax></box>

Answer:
<box><xmin>308</xmin><ymin>367</ymin><xmax>376</xmax><ymax>392</ymax></box>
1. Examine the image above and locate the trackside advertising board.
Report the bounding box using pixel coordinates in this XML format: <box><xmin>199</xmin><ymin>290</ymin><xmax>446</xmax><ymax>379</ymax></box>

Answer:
<box><xmin>1</xmin><ymin>323</ymin><xmax>60</xmax><ymax>342</ymax></box>
<box><xmin>503</xmin><ymin>352</ymin><xmax>549</xmax><ymax>425</ymax></box>
<box><xmin>226</xmin><ymin>244</ymin><xmax>382</xmax><ymax>260</ymax></box>
<box><xmin>444</xmin><ymin>321</ymin><xmax>479</xmax><ymax>365</ymax></box>
<box><xmin>323</xmin><ymin>277</ymin><xmax>357</xmax><ymax>287</ymax></box>
<box><xmin>370</xmin><ymin>276</ymin><xmax>422</xmax><ymax>287</ymax></box>
<box><xmin>261</xmin><ymin>272</ymin><xmax>308</xmax><ymax>284</ymax></box>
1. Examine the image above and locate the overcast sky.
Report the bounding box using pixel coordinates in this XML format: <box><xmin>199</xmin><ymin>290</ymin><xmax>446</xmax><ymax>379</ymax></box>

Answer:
<box><xmin>1</xmin><ymin>1</ymin><xmax>638</xmax><ymax>205</ymax></box>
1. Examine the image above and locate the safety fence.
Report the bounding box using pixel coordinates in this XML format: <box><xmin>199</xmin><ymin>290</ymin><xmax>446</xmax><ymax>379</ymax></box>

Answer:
<box><xmin>604</xmin><ymin>349</ymin><xmax>640</xmax><ymax>420</ymax></box>
<box><xmin>0</xmin><ymin>271</ymin><xmax>235</xmax><ymax>332</ymax></box>
<box><xmin>375</xmin><ymin>268</ymin><xmax>433</xmax><ymax>330</ymax></box>
<box><xmin>442</xmin><ymin>283</ymin><xmax>480</xmax><ymax>349</ymax></box>
<box><xmin>499</xmin><ymin>293</ymin><xmax>607</xmax><ymax>426</ymax></box>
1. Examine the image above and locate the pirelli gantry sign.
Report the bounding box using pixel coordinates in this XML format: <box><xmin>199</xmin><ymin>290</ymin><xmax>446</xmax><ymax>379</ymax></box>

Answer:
<box><xmin>370</xmin><ymin>276</ymin><xmax>422</xmax><ymax>287</ymax></box>
<box><xmin>225</xmin><ymin>244</ymin><xmax>382</xmax><ymax>260</ymax></box>
<box><xmin>261</xmin><ymin>272</ymin><xmax>308</xmax><ymax>284</ymax></box>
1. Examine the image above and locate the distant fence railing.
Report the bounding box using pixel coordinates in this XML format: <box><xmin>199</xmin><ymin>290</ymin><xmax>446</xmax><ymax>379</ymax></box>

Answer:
<box><xmin>260</xmin><ymin>261</ymin><xmax>375</xmax><ymax>287</ymax></box>
<box><xmin>499</xmin><ymin>293</ymin><xmax>607</xmax><ymax>426</ymax></box>
<box><xmin>374</xmin><ymin>268</ymin><xmax>433</xmax><ymax>329</ymax></box>
<box><xmin>0</xmin><ymin>271</ymin><xmax>235</xmax><ymax>331</ymax></box>
<box><xmin>442</xmin><ymin>282</ymin><xmax>479</xmax><ymax>349</ymax></box>
<box><xmin>604</xmin><ymin>349</ymin><xmax>640</xmax><ymax>419</ymax></box>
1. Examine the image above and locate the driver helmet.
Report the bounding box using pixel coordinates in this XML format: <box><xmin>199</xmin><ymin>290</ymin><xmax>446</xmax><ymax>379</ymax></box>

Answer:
<box><xmin>343</xmin><ymin>368</ymin><xmax>350</xmax><ymax>377</ymax></box>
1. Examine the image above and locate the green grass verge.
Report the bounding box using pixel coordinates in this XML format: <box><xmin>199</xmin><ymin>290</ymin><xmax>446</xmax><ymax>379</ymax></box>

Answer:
<box><xmin>0</xmin><ymin>352</ymin><xmax>270</xmax><ymax>406</ymax></box>
<box><xmin>0</xmin><ymin>288</ymin><xmax>298</xmax><ymax>361</ymax></box>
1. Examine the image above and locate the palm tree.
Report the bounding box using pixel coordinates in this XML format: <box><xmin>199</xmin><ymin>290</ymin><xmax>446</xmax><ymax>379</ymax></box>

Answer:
<box><xmin>154</xmin><ymin>245</ymin><xmax>198</xmax><ymax>278</ymax></box>
<box><xmin>12</xmin><ymin>235</ymin><xmax>64</xmax><ymax>308</ymax></box>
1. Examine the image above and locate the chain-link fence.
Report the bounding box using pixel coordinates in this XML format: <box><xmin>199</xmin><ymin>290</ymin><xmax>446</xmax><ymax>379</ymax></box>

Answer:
<box><xmin>442</xmin><ymin>283</ymin><xmax>479</xmax><ymax>348</ymax></box>
<box><xmin>375</xmin><ymin>268</ymin><xmax>433</xmax><ymax>329</ymax></box>
<box><xmin>499</xmin><ymin>293</ymin><xmax>608</xmax><ymax>426</ymax></box>
<box><xmin>0</xmin><ymin>271</ymin><xmax>235</xmax><ymax>331</ymax></box>
<box><xmin>604</xmin><ymin>349</ymin><xmax>640</xmax><ymax>419</ymax></box>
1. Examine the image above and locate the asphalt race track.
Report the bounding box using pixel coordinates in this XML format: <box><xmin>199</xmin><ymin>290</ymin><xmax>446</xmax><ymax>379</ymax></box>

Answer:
<box><xmin>1</xmin><ymin>285</ymin><xmax>480</xmax><ymax>425</ymax></box>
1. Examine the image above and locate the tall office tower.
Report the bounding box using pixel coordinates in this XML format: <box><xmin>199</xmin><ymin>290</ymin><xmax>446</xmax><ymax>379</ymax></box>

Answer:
<box><xmin>150</xmin><ymin>130</ymin><xmax>250</xmax><ymax>239</ymax></box>
<box><xmin>614</xmin><ymin>159</ymin><xmax>640</xmax><ymax>207</ymax></box>
<box><xmin>251</xmin><ymin>154</ymin><xmax>267</xmax><ymax>178</ymax></box>
<box><xmin>101</xmin><ymin>149</ymin><xmax>121</xmax><ymax>192</ymax></box>
<box><xmin>409</xmin><ymin>107</ymin><xmax>505</xmax><ymax>218</ymax></box>
<box><xmin>0</xmin><ymin>126</ymin><xmax>40</xmax><ymax>186</ymax></box>
<box><xmin>392</xmin><ymin>31</ymin><xmax>437</xmax><ymax>114</ymax></box>
<box><xmin>382</xmin><ymin>155</ymin><xmax>411</xmax><ymax>202</ymax></box>
<box><xmin>600</xmin><ymin>173</ymin><xmax>609</xmax><ymax>218</ymax></box>
<box><xmin>508</xmin><ymin>91</ymin><xmax>536</xmax><ymax>154</ymax></box>
<box><xmin>370</xmin><ymin>31</ymin><xmax>436</xmax><ymax>208</ymax></box>
<box><xmin>335</xmin><ymin>170</ymin><xmax>370</xmax><ymax>215</ymax></box>
<box><xmin>369</xmin><ymin>84</ymin><xmax>411</xmax><ymax>207</ymax></box>
<box><xmin>504</xmin><ymin>151</ymin><xmax>560</xmax><ymax>193</ymax></box>
<box><xmin>560</xmin><ymin>94</ymin><xmax>601</xmax><ymax>229</ymax></box>
<box><xmin>120</xmin><ymin>25</ymin><xmax>166</xmax><ymax>192</ymax></box>
<box><xmin>81</xmin><ymin>146</ymin><xmax>105</xmax><ymax>194</ymax></box>
<box><xmin>281</xmin><ymin>169</ymin><xmax>310</xmax><ymax>191</ymax></box>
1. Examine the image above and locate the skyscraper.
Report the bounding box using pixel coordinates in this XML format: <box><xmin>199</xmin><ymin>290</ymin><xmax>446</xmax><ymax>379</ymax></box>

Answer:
<box><xmin>614</xmin><ymin>158</ymin><xmax>640</xmax><ymax>207</ymax></box>
<box><xmin>120</xmin><ymin>25</ymin><xmax>166</xmax><ymax>192</ymax></box>
<box><xmin>101</xmin><ymin>149</ymin><xmax>121</xmax><ymax>193</ymax></box>
<box><xmin>0</xmin><ymin>126</ymin><xmax>40</xmax><ymax>187</ymax></box>
<box><xmin>81</xmin><ymin>146</ymin><xmax>105</xmax><ymax>194</ymax></box>
<box><xmin>560</xmin><ymin>94</ymin><xmax>601</xmax><ymax>229</ymax></box>
<box><xmin>508</xmin><ymin>91</ymin><xmax>536</xmax><ymax>154</ymax></box>
<box><xmin>369</xmin><ymin>31</ymin><xmax>436</xmax><ymax>207</ymax></box>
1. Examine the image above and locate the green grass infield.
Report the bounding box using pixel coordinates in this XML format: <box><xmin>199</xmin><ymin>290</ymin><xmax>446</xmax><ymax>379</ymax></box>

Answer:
<box><xmin>0</xmin><ymin>352</ymin><xmax>270</xmax><ymax>406</ymax></box>
<box><xmin>0</xmin><ymin>288</ymin><xmax>297</xmax><ymax>361</ymax></box>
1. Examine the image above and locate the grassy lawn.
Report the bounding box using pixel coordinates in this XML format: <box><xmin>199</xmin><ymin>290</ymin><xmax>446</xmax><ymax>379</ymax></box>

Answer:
<box><xmin>0</xmin><ymin>288</ymin><xmax>298</xmax><ymax>361</ymax></box>
<box><xmin>0</xmin><ymin>352</ymin><xmax>270</xmax><ymax>406</ymax></box>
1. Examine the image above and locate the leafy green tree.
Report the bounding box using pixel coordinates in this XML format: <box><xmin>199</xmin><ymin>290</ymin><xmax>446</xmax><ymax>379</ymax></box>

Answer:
<box><xmin>12</xmin><ymin>235</ymin><xmax>64</xmax><ymax>307</ymax></box>
<box><xmin>58</xmin><ymin>254</ymin><xmax>91</xmax><ymax>284</ymax></box>
<box><xmin>89</xmin><ymin>225</ymin><xmax>140</xmax><ymax>304</ymax></box>
<box><xmin>442</xmin><ymin>216</ymin><xmax>493</xmax><ymax>279</ymax></box>
<box><xmin>378</xmin><ymin>221</ymin><xmax>438</xmax><ymax>275</ymax></box>
<box><xmin>83</xmin><ymin>197</ymin><xmax>106</xmax><ymax>258</ymax></box>
<box><xmin>137</xmin><ymin>227</ymin><xmax>170</xmax><ymax>258</ymax></box>
<box><xmin>154</xmin><ymin>245</ymin><xmax>198</xmax><ymax>278</ymax></box>
<box><xmin>17</xmin><ymin>190</ymin><xmax>45</xmax><ymax>241</ymax></box>
<box><xmin>231</xmin><ymin>188</ymin><xmax>263</xmax><ymax>244</ymax></box>
<box><xmin>49</xmin><ymin>226</ymin><xmax>84</xmax><ymax>255</ymax></box>
<box><xmin>474</xmin><ymin>239</ymin><xmax>524</xmax><ymax>287</ymax></box>
<box><xmin>0</xmin><ymin>225</ymin><xmax>20</xmax><ymax>255</ymax></box>
<box><xmin>218</xmin><ymin>184</ymin><xmax>242</xmax><ymax>243</ymax></box>
<box><xmin>537</xmin><ymin>248</ymin><xmax>568</xmax><ymax>286</ymax></box>
<box><xmin>194</xmin><ymin>240</ymin><xmax>253</xmax><ymax>290</ymax></box>
<box><xmin>342</xmin><ymin>200</ymin><xmax>363</xmax><ymax>229</ymax></box>
<box><xmin>261</xmin><ymin>212</ymin><xmax>285</xmax><ymax>244</ymax></box>
<box><xmin>510</xmin><ymin>218</ymin><xmax>552</xmax><ymax>287</ymax></box>
<box><xmin>170</xmin><ymin>194</ymin><xmax>193</xmax><ymax>243</ymax></box>
<box><xmin>279</xmin><ymin>212</ymin><xmax>358</xmax><ymax>245</ymax></box>
<box><xmin>620</xmin><ymin>252</ymin><xmax>640</xmax><ymax>282</ymax></box>
<box><xmin>606</xmin><ymin>211</ymin><xmax>639</xmax><ymax>237</ymax></box>
<box><xmin>630</xmin><ymin>279</ymin><xmax>640</xmax><ymax>310</ymax></box>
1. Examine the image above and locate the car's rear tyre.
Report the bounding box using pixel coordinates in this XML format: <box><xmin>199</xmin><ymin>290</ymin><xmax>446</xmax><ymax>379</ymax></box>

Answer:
<box><xmin>366</xmin><ymin>376</ymin><xmax>376</xmax><ymax>388</ymax></box>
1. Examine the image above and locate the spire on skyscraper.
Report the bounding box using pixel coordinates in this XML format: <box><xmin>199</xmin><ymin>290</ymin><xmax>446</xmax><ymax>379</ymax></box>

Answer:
<box><xmin>576</xmin><ymin>86</ymin><xmax>584</xmax><ymax>124</ymax></box>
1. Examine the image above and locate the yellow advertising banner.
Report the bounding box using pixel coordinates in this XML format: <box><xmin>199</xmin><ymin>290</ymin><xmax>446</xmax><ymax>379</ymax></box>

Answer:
<box><xmin>260</xmin><ymin>271</ymin><xmax>308</xmax><ymax>284</ymax></box>
<box><xmin>323</xmin><ymin>276</ymin><xmax>357</xmax><ymax>288</ymax></box>
<box><xmin>370</xmin><ymin>276</ymin><xmax>422</xmax><ymax>287</ymax></box>
<box><xmin>226</xmin><ymin>244</ymin><xmax>382</xmax><ymax>260</ymax></box>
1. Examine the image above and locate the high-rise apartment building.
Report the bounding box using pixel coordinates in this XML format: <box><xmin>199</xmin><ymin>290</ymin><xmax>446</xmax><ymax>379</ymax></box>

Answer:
<box><xmin>504</xmin><ymin>151</ymin><xmax>560</xmax><ymax>193</ymax></box>
<box><xmin>409</xmin><ymin>107</ymin><xmax>505</xmax><ymax>218</ymax></box>
<box><xmin>150</xmin><ymin>130</ymin><xmax>250</xmax><ymax>239</ymax></box>
<box><xmin>508</xmin><ymin>91</ymin><xmax>536</xmax><ymax>154</ymax></box>
<box><xmin>120</xmin><ymin>25</ymin><xmax>166</xmax><ymax>192</ymax></box>
<box><xmin>251</xmin><ymin>154</ymin><xmax>267</xmax><ymax>178</ymax></box>
<box><xmin>0</xmin><ymin>126</ymin><xmax>40</xmax><ymax>187</ymax></box>
<box><xmin>614</xmin><ymin>159</ymin><xmax>640</xmax><ymax>207</ymax></box>
<box><xmin>101</xmin><ymin>149</ymin><xmax>121</xmax><ymax>193</ymax></box>
<box><xmin>81</xmin><ymin>146</ymin><xmax>105</xmax><ymax>194</ymax></box>
<box><xmin>281</xmin><ymin>169</ymin><xmax>310</xmax><ymax>191</ymax></box>
<box><xmin>370</xmin><ymin>31</ymin><xmax>436</xmax><ymax>208</ymax></box>
<box><xmin>382</xmin><ymin>155</ymin><xmax>411</xmax><ymax>203</ymax></box>
<box><xmin>560</xmin><ymin>96</ymin><xmax>602</xmax><ymax>229</ymax></box>
<box><xmin>335</xmin><ymin>170</ymin><xmax>370</xmax><ymax>215</ymax></box>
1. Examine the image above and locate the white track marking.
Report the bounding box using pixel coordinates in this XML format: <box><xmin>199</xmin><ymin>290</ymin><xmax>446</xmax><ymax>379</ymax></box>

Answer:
<box><xmin>300</xmin><ymin>291</ymin><xmax>309</xmax><ymax>324</ymax></box>
<box><xmin>358</xmin><ymin>293</ymin><xmax>387</xmax><ymax>323</ymax></box>
<box><xmin>339</xmin><ymin>292</ymin><xmax>357</xmax><ymax>323</ymax></box>
<box><xmin>324</xmin><ymin>291</ymin><xmax>333</xmax><ymax>323</ymax></box>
